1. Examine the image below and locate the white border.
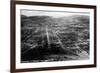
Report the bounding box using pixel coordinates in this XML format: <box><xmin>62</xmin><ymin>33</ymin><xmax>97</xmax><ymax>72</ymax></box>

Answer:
<box><xmin>16</xmin><ymin>4</ymin><xmax>94</xmax><ymax>69</ymax></box>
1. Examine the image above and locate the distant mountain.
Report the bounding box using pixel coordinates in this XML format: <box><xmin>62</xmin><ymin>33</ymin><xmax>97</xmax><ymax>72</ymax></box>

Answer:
<box><xmin>56</xmin><ymin>15</ymin><xmax>89</xmax><ymax>25</ymax></box>
<box><xmin>21</xmin><ymin>15</ymin><xmax>89</xmax><ymax>26</ymax></box>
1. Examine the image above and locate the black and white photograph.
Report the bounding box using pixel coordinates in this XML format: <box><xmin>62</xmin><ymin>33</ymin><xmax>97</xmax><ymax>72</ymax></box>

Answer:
<box><xmin>11</xmin><ymin>1</ymin><xmax>96</xmax><ymax>72</ymax></box>
<box><xmin>21</xmin><ymin>10</ymin><xmax>90</xmax><ymax>63</ymax></box>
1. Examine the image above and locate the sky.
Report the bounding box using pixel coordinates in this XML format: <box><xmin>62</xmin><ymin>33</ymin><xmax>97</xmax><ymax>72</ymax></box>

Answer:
<box><xmin>21</xmin><ymin>9</ymin><xmax>89</xmax><ymax>18</ymax></box>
